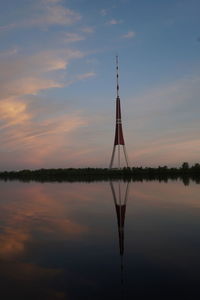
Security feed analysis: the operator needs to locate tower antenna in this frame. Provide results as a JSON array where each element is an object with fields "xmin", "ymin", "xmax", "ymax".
[
  {"xmin": 109, "ymin": 56, "xmax": 130, "ymax": 169},
  {"xmin": 116, "ymin": 55, "xmax": 119, "ymax": 98}
]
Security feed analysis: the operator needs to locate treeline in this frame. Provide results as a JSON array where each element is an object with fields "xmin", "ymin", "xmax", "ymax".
[{"xmin": 0, "ymin": 162, "xmax": 200, "ymax": 185}]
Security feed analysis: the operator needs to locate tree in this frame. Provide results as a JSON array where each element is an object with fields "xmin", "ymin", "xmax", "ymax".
[{"xmin": 181, "ymin": 162, "xmax": 189, "ymax": 169}]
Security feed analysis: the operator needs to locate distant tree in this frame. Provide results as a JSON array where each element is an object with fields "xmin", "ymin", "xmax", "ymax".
[
  {"xmin": 193, "ymin": 163, "xmax": 200, "ymax": 169},
  {"xmin": 181, "ymin": 162, "xmax": 189, "ymax": 169}
]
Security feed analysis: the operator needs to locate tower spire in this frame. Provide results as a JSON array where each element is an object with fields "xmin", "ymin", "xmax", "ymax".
[
  {"xmin": 116, "ymin": 55, "xmax": 119, "ymax": 98},
  {"xmin": 109, "ymin": 56, "xmax": 130, "ymax": 169}
]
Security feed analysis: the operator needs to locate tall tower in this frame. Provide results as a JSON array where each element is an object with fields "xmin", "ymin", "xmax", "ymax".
[{"xmin": 109, "ymin": 56, "xmax": 129, "ymax": 169}]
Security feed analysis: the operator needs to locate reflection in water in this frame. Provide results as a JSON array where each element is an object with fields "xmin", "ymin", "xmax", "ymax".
[
  {"xmin": 110, "ymin": 181, "xmax": 129, "ymax": 299},
  {"xmin": 0, "ymin": 183, "xmax": 89, "ymax": 299},
  {"xmin": 1, "ymin": 181, "xmax": 200, "ymax": 299},
  {"xmin": 110, "ymin": 181, "xmax": 129, "ymax": 257}
]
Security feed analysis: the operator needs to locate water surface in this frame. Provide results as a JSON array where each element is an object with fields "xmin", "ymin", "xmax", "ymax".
[{"xmin": 0, "ymin": 179, "xmax": 200, "ymax": 299}]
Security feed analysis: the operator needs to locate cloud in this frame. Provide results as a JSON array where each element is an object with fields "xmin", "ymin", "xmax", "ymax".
[
  {"xmin": 122, "ymin": 31, "xmax": 136, "ymax": 38},
  {"xmin": 0, "ymin": 24, "xmax": 16, "ymax": 32},
  {"xmin": 65, "ymin": 72, "xmax": 96, "ymax": 86},
  {"xmin": 0, "ymin": 49, "xmax": 84, "ymax": 101},
  {"xmin": 81, "ymin": 26, "xmax": 94, "ymax": 33},
  {"xmin": 0, "ymin": 0, "xmax": 81, "ymax": 31},
  {"xmin": 1, "ymin": 78, "xmax": 62, "ymax": 101},
  {"xmin": 0, "ymin": 102, "xmax": 90, "ymax": 168},
  {"xmin": 130, "ymin": 138, "xmax": 200, "ymax": 167},
  {"xmin": 126, "ymin": 75, "xmax": 200, "ymax": 166},
  {"xmin": 128, "ymin": 76, "xmax": 200, "ymax": 118},
  {"xmin": 100, "ymin": 9, "xmax": 107, "ymax": 16},
  {"xmin": 0, "ymin": 103, "xmax": 87, "ymax": 152},
  {"xmin": 76, "ymin": 72, "xmax": 96, "ymax": 80},
  {"xmin": 0, "ymin": 47, "xmax": 19, "ymax": 57},
  {"xmin": 64, "ymin": 32, "xmax": 85, "ymax": 43},
  {"xmin": 0, "ymin": 99, "xmax": 30, "ymax": 129},
  {"xmin": 42, "ymin": 0, "xmax": 63, "ymax": 3},
  {"xmin": 29, "ymin": 1, "xmax": 81, "ymax": 27},
  {"xmin": 0, "ymin": 46, "xmax": 96, "ymax": 167},
  {"xmin": 0, "ymin": 1, "xmax": 98, "ymax": 170},
  {"xmin": 107, "ymin": 19, "xmax": 123, "ymax": 25},
  {"xmin": 0, "ymin": 50, "xmax": 68, "ymax": 79}
]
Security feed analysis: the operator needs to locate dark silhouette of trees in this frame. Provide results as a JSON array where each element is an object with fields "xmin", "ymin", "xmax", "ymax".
[
  {"xmin": 0, "ymin": 162, "xmax": 199, "ymax": 184},
  {"xmin": 182, "ymin": 162, "xmax": 189, "ymax": 170}
]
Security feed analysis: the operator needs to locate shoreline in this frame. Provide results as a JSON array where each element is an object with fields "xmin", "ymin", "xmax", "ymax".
[{"xmin": 0, "ymin": 164, "xmax": 199, "ymax": 184}]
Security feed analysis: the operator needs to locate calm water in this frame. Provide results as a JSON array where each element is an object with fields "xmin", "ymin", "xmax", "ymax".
[{"xmin": 0, "ymin": 179, "xmax": 200, "ymax": 299}]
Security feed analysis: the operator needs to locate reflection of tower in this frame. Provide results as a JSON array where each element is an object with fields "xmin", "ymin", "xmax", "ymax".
[
  {"xmin": 109, "ymin": 56, "xmax": 129, "ymax": 169},
  {"xmin": 110, "ymin": 181, "xmax": 129, "ymax": 287}
]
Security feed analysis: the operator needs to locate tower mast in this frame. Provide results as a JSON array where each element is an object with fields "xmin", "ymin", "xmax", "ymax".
[
  {"xmin": 109, "ymin": 56, "xmax": 130, "ymax": 169},
  {"xmin": 116, "ymin": 55, "xmax": 119, "ymax": 98}
]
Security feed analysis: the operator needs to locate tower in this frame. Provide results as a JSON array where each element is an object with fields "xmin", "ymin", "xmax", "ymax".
[{"xmin": 109, "ymin": 56, "xmax": 129, "ymax": 169}]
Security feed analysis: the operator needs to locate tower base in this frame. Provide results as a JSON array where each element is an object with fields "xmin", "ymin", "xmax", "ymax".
[{"xmin": 109, "ymin": 144, "xmax": 129, "ymax": 169}]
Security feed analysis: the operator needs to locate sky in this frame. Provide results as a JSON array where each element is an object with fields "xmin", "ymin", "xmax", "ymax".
[{"xmin": 0, "ymin": 0, "xmax": 200, "ymax": 170}]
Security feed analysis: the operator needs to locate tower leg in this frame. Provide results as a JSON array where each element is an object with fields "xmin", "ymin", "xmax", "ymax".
[
  {"xmin": 118, "ymin": 144, "xmax": 120, "ymax": 169},
  {"xmin": 123, "ymin": 145, "xmax": 130, "ymax": 168},
  {"xmin": 109, "ymin": 145, "xmax": 116, "ymax": 169}
]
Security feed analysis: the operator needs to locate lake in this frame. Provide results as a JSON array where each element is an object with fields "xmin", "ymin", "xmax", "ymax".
[{"xmin": 0, "ymin": 179, "xmax": 200, "ymax": 299}]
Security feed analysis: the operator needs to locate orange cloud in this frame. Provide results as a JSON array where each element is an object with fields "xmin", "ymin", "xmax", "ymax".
[
  {"xmin": 0, "ymin": 46, "xmax": 89, "ymax": 164},
  {"xmin": 0, "ymin": 109, "xmax": 88, "ymax": 167},
  {"xmin": 0, "ymin": 48, "xmax": 86, "ymax": 103},
  {"xmin": 0, "ymin": 98, "xmax": 30, "ymax": 127},
  {"xmin": 0, "ymin": 40, "xmax": 95, "ymax": 168}
]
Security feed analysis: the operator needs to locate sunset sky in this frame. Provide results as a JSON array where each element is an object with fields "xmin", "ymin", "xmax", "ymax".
[{"xmin": 0, "ymin": 0, "xmax": 200, "ymax": 170}]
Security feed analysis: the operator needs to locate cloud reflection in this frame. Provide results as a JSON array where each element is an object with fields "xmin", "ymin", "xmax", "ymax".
[{"xmin": 0, "ymin": 184, "xmax": 88, "ymax": 259}]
